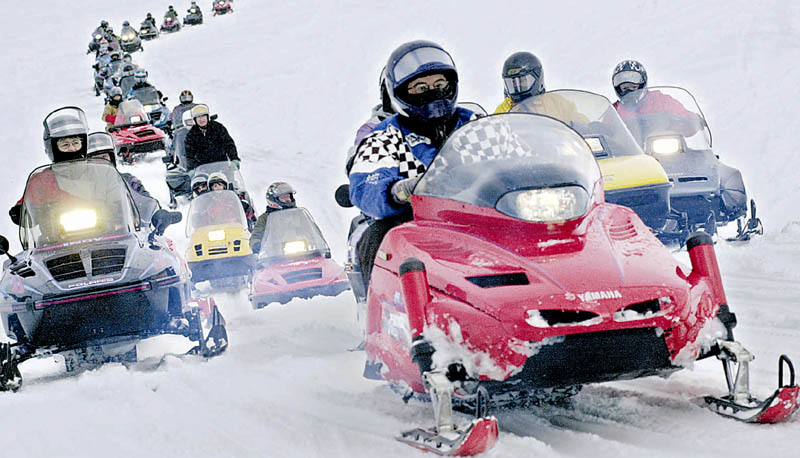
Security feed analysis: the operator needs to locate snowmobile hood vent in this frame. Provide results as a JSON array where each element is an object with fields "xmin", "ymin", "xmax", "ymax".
[
  {"xmin": 46, "ymin": 253, "xmax": 86, "ymax": 282},
  {"xmin": 613, "ymin": 298, "xmax": 665, "ymax": 322},
  {"xmin": 466, "ymin": 272, "xmax": 529, "ymax": 288},
  {"xmin": 526, "ymin": 309, "xmax": 601, "ymax": 328},
  {"xmin": 91, "ymin": 248, "xmax": 127, "ymax": 276},
  {"xmin": 608, "ymin": 220, "xmax": 637, "ymax": 241}
]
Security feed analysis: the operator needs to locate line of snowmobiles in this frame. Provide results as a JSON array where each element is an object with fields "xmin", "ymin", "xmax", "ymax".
[{"xmin": 337, "ymin": 112, "xmax": 797, "ymax": 456}]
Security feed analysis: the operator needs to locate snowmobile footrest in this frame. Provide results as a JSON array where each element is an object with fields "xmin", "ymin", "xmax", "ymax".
[{"xmin": 397, "ymin": 417, "xmax": 498, "ymax": 456}]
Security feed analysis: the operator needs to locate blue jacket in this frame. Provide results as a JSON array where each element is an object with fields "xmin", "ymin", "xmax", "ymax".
[{"xmin": 349, "ymin": 108, "xmax": 474, "ymax": 219}]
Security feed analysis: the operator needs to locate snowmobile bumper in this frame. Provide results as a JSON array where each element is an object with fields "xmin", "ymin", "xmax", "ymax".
[
  {"xmin": 605, "ymin": 182, "xmax": 671, "ymax": 231},
  {"xmin": 250, "ymin": 282, "xmax": 350, "ymax": 309},
  {"xmin": 188, "ymin": 256, "xmax": 255, "ymax": 283}
]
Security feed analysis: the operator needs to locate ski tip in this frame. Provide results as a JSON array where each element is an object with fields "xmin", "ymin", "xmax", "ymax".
[
  {"xmin": 755, "ymin": 386, "xmax": 799, "ymax": 424},
  {"xmin": 452, "ymin": 417, "xmax": 499, "ymax": 456}
]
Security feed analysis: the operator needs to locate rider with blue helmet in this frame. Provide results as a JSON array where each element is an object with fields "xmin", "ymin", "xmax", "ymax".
[{"xmin": 348, "ymin": 40, "xmax": 475, "ymax": 286}]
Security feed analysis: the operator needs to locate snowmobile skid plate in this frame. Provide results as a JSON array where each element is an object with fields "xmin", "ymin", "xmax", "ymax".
[
  {"xmin": 398, "ymin": 417, "xmax": 499, "ymax": 456},
  {"xmin": 704, "ymin": 344, "xmax": 798, "ymax": 423}
]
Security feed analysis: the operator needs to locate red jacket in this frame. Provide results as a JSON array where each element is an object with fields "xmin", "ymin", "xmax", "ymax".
[{"xmin": 614, "ymin": 90, "xmax": 697, "ymax": 120}]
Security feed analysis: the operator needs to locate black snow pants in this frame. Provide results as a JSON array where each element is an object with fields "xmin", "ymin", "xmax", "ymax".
[{"xmin": 356, "ymin": 211, "xmax": 413, "ymax": 289}]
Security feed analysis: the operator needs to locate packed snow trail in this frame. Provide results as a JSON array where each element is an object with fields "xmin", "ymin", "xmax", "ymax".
[{"xmin": 1, "ymin": 1, "xmax": 799, "ymax": 457}]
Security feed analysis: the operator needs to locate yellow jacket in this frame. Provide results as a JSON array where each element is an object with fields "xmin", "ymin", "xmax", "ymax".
[
  {"xmin": 494, "ymin": 94, "xmax": 589, "ymax": 125},
  {"xmin": 103, "ymin": 104, "xmax": 119, "ymax": 132}
]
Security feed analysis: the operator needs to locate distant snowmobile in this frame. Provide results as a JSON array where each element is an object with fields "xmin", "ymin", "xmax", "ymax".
[
  {"xmin": 213, "ymin": 0, "xmax": 233, "ymax": 16},
  {"xmin": 619, "ymin": 86, "xmax": 763, "ymax": 242}
]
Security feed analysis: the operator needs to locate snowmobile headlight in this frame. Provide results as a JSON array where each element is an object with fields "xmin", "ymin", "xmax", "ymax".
[
  {"xmin": 496, "ymin": 187, "xmax": 589, "ymax": 223},
  {"xmin": 584, "ymin": 137, "xmax": 604, "ymax": 154},
  {"xmin": 208, "ymin": 230, "xmax": 226, "ymax": 241},
  {"xmin": 60, "ymin": 209, "xmax": 97, "ymax": 232},
  {"xmin": 144, "ymin": 104, "xmax": 159, "ymax": 112},
  {"xmin": 191, "ymin": 8, "xmax": 197, "ymax": 13},
  {"xmin": 650, "ymin": 137, "xmax": 682, "ymax": 155},
  {"xmin": 141, "ymin": 28, "xmax": 149, "ymax": 32},
  {"xmin": 283, "ymin": 240, "xmax": 307, "ymax": 255},
  {"xmin": 94, "ymin": 34, "xmax": 102, "ymax": 40},
  {"xmin": 130, "ymin": 115, "xmax": 143, "ymax": 123}
]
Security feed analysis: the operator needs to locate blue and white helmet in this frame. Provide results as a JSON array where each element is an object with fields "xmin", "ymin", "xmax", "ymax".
[
  {"xmin": 385, "ymin": 40, "xmax": 458, "ymax": 121},
  {"xmin": 612, "ymin": 59, "xmax": 648, "ymax": 99}
]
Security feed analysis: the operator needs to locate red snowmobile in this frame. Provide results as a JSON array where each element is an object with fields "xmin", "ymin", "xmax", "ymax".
[
  {"xmin": 360, "ymin": 113, "xmax": 798, "ymax": 455},
  {"xmin": 249, "ymin": 207, "xmax": 349, "ymax": 309},
  {"xmin": 213, "ymin": 0, "xmax": 233, "ymax": 16},
  {"xmin": 108, "ymin": 100, "xmax": 167, "ymax": 163}
]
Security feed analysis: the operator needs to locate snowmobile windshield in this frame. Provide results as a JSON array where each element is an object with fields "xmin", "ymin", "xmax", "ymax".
[
  {"xmin": 20, "ymin": 160, "xmax": 137, "ymax": 249},
  {"xmin": 119, "ymin": 75, "xmax": 136, "ymax": 95},
  {"xmin": 617, "ymin": 86, "xmax": 711, "ymax": 152},
  {"xmin": 133, "ymin": 87, "xmax": 161, "ymax": 113},
  {"xmin": 256, "ymin": 208, "xmax": 330, "ymax": 264},
  {"xmin": 115, "ymin": 100, "xmax": 149, "ymax": 127},
  {"xmin": 511, "ymin": 90, "xmax": 645, "ymax": 159},
  {"xmin": 185, "ymin": 190, "xmax": 248, "ymax": 236},
  {"xmin": 120, "ymin": 26, "xmax": 137, "ymax": 41},
  {"xmin": 194, "ymin": 161, "xmax": 246, "ymax": 192},
  {"xmin": 414, "ymin": 113, "xmax": 602, "ymax": 223}
]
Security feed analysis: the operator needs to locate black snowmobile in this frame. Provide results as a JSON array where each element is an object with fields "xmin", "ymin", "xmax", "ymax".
[
  {"xmin": 620, "ymin": 86, "xmax": 762, "ymax": 242},
  {"xmin": 0, "ymin": 160, "xmax": 228, "ymax": 392},
  {"xmin": 119, "ymin": 23, "xmax": 142, "ymax": 53},
  {"xmin": 139, "ymin": 20, "xmax": 159, "ymax": 40},
  {"xmin": 184, "ymin": 5, "xmax": 204, "ymax": 25}
]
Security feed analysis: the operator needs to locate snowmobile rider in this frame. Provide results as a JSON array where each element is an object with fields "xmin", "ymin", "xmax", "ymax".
[
  {"xmin": 103, "ymin": 87, "xmax": 124, "ymax": 131},
  {"xmin": 250, "ymin": 182, "xmax": 297, "ymax": 254},
  {"xmin": 9, "ymin": 107, "xmax": 89, "ymax": 225},
  {"xmin": 493, "ymin": 51, "xmax": 584, "ymax": 123},
  {"xmin": 348, "ymin": 40, "xmax": 475, "ymax": 286},
  {"xmin": 86, "ymin": 132, "xmax": 150, "ymax": 198},
  {"xmin": 611, "ymin": 59, "xmax": 702, "ymax": 137},
  {"xmin": 165, "ymin": 6, "xmax": 179, "ymax": 20},
  {"xmin": 206, "ymin": 172, "xmax": 256, "ymax": 229},
  {"xmin": 143, "ymin": 13, "xmax": 157, "ymax": 29},
  {"xmin": 191, "ymin": 172, "xmax": 210, "ymax": 197},
  {"xmin": 188, "ymin": 2, "xmax": 202, "ymax": 15},
  {"xmin": 128, "ymin": 70, "xmax": 163, "ymax": 99},
  {"xmin": 494, "ymin": 51, "xmax": 546, "ymax": 113},
  {"xmin": 169, "ymin": 90, "xmax": 198, "ymax": 128},
  {"xmin": 184, "ymin": 104, "xmax": 240, "ymax": 171}
]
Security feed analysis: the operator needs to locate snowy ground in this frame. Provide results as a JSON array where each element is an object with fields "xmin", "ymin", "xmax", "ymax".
[{"xmin": 0, "ymin": 1, "xmax": 799, "ymax": 457}]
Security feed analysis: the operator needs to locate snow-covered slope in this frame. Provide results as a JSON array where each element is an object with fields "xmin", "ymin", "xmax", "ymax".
[{"xmin": 0, "ymin": 1, "xmax": 798, "ymax": 457}]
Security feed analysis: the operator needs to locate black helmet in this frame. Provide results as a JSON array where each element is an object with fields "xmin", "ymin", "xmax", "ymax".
[
  {"xmin": 146, "ymin": 12, "xmax": 153, "ymax": 19},
  {"xmin": 110, "ymin": 51, "xmax": 121, "ymax": 61},
  {"xmin": 101, "ymin": 20, "xmax": 109, "ymax": 28},
  {"xmin": 168, "ymin": 5, "xmax": 175, "ymax": 10},
  {"xmin": 122, "ymin": 20, "xmax": 130, "ymax": 27},
  {"xmin": 612, "ymin": 59, "xmax": 648, "ymax": 100},
  {"xmin": 265, "ymin": 182, "xmax": 297, "ymax": 209},
  {"xmin": 180, "ymin": 89, "xmax": 194, "ymax": 104},
  {"xmin": 43, "ymin": 107, "xmax": 89, "ymax": 162},
  {"xmin": 502, "ymin": 52, "xmax": 545, "ymax": 103},
  {"xmin": 86, "ymin": 132, "xmax": 117, "ymax": 167}
]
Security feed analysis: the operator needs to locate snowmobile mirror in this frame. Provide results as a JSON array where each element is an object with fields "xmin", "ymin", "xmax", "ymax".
[
  {"xmin": 161, "ymin": 155, "xmax": 173, "ymax": 164},
  {"xmin": 151, "ymin": 209, "xmax": 183, "ymax": 236},
  {"xmin": 210, "ymin": 114, "xmax": 218, "ymax": 121},
  {"xmin": 0, "ymin": 235, "xmax": 16, "ymax": 264},
  {"xmin": 335, "ymin": 184, "xmax": 352, "ymax": 208},
  {"xmin": 162, "ymin": 96, "xmax": 169, "ymax": 102}
]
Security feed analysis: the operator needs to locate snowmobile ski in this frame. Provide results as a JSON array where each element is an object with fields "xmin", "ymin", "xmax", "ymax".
[
  {"xmin": 396, "ymin": 371, "xmax": 498, "ymax": 456},
  {"xmin": 0, "ymin": 342, "xmax": 22, "ymax": 392},
  {"xmin": 704, "ymin": 344, "xmax": 798, "ymax": 423}
]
